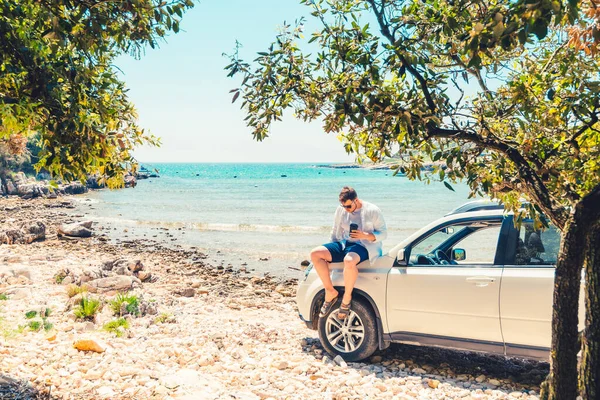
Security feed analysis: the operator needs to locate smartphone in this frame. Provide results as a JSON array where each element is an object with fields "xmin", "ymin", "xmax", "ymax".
[{"xmin": 349, "ymin": 223, "xmax": 358, "ymax": 233}]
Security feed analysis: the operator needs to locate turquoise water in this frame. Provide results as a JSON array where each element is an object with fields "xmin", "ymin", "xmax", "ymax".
[{"xmin": 76, "ymin": 163, "xmax": 476, "ymax": 275}]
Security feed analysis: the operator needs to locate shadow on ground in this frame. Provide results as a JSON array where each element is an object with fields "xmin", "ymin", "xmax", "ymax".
[
  {"xmin": 302, "ymin": 337, "xmax": 549, "ymax": 388},
  {"xmin": 0, "ymin": 375, "xmax": 56, "ymax": 400},
  {"xmin": 383, "ymin": 343, "xmax": 549, "ymax": 386}
]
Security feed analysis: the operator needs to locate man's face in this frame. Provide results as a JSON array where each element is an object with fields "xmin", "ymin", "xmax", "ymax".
[{"xmin": 341, "ymin": 199, "xmax": 357, "ymax": 213}]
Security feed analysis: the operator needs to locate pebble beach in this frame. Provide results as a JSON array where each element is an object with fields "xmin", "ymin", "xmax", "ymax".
[{"xmin": 1, "ymin": 196, "xmax": 549, "ymax": 400}]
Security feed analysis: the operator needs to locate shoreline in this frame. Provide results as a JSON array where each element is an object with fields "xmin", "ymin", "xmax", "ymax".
[{"xmin": 1, "ymin": 196, "xmax": 548, "ymax": 399}]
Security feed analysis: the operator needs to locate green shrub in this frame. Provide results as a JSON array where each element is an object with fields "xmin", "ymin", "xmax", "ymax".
[
  {"xmin": 24, "ymin": 308, "xmax": 53, "ymax": 332},
  {"xmin": 66, "ymin": 284, "xmax": 88, "ymax": 298},
  {"xmin": 74, "ymin": 297, "xmax": 102, "ymax": 321},
  {"xmin": 154, "ymin": 312, "xmax": 175, "ymax": 324},
  {"xmin": 43, "ymin": 320, "xmax": 53, "ymax": 332},
  {"xmin": 108, "ymin": 292, "xmax": 140, "ymax": 317},
  {"xmin": 28, "ymin": 321, "xmax": 41, "ymax": 331},
  {"xmin": 0, "ymin": 294, "xmax": 8, "ymax": 301},
  {"xmin": 102, "ymin": 318, "xmax": 130, "ymax": 337}
]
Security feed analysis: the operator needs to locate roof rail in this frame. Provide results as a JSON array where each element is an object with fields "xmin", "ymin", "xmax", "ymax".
[{"xmin": 444, "ymin": 200, "xmax": 505, "ymax": 216}]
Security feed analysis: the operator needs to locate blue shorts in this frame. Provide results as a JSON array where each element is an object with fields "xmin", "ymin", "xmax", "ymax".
[{"xmin": 323, "ymin": 241, "xmax": 369, "ymax": 263}]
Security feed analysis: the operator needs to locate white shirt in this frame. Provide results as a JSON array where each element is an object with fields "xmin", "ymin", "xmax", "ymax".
[{"xmin": 329, "ymin": 200, "xmax": 387, "ymax": 262}]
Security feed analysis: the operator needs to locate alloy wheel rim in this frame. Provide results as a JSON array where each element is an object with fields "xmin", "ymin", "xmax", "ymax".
[{"xmin": 325, "ymin": 308, "xmax": 365, "ymax": 353}]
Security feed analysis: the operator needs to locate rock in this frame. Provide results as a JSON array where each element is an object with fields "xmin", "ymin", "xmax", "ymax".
[
  {"xmin": 370, "ymin": 356, "xmax": 383, "ymax": 363},
  {"xmin": 96, "ymin": 386, "xmax": 115, "ymax": 398},
  {"xmin": 112, "ymin": 265, "xmax": 131, "ymax": 276},
  {"xmin": 488, "ymin": 378, "xmax": 501, "ymax": 386},
  {"xmin": 45, "ymin": 331, "xmax": 57, "ymax": 342},
  {"xmin": 510, "ymin": 392, "xmax": 524, "ymax": 398},
  {"xmin": 128, "ymin": 260, "xmax": 144, "ymax": 273},
  {"xmin": 137, "ymin": 270, "xmax": 152, "ymax": 282},
  {"xmin": 412, "ymin": 368, "xmax": 426, "ymax": 375},
  {"xmin": 274, "ymin": 361, "xmax": 288, "ymax": 370},
  {"xmin": 88, "ymin": 276, "xmax": 134, "ymax": 292},
  {"xmin": 62, "ymin": 182, "xmax": 87, "ymax": 195},
  {"xmin": 20, "ymin": 221, "xmax": 46, "ymax": 243},
  {"xmin": 177, "ymin": 288, "xmax": 195, "ymax": 297},
  {"xmin": 58, "ymin": 221, "xmax": 94, "ymax": 238},
  {"xmin": 275, "ymin": 284, "xmax": 294, "ymax": 297},
  {"xmin": 73, "ymin": 339, "xmax": 106, "ymax": 353},
  {"xmin": 333, "ymin": 355, "xmax": 347, "ymax": 368},
  {"xmin": 0, "ymin": 221, "xmax": 45, "ymax": 244},
  {"xmin": 11, "ymin": 268, "xmax": 31, "ymax": 280},
  {"xmin": 7, "ymin": 288, "xmax": 31, "ymax": 300},
  {"xmin": 428, "ymin": 379, "xmax": 440, "ymax": 389},
  {"xmin": 84, "ymin": 370, "xmax": 103, "ymax": 380},
  {"xmin": 476, "ymin": 374, "xmax": 486, "ymax": 383}
]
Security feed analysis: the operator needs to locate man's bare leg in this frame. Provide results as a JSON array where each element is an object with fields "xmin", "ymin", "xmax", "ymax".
[
  {"xmin": 342, "ymin": 252, "xmax": 360, "ymax": 304},
  {"xmin": 310, "ymin": 246, "xmax": 338, "ymax": 301}
]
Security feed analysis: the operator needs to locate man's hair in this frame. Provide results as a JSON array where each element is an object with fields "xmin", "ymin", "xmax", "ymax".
[{"xmin": 339, "ymin": 186, "xmax": 358, "ymax": 202}]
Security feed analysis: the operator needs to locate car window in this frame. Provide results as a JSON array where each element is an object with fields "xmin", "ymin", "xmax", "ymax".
[
  {"xmin": 515, "ymin": 221, "xmax": 561, "ymax": 265},
  {"xmin": 409, "ymin": 222, "xmax": 501, "ymax": 265},
  {"xmin": 453, "ymin": 226, "xmax": 502, "ymax": 264}
]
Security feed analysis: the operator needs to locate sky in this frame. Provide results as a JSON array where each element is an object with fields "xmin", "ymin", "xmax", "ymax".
[{"xmin": 115, "ymin": 0, "xmax": 355, "ymax": 164}]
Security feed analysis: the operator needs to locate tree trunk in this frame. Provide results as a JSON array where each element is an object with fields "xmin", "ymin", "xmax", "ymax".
[
  {"xmin": 579, "ymin": 222, "xmax": 600, "ymax": 399},
  {"xmin": 540, "ymin": 215, "xmax": 586, "ymax": 400}
]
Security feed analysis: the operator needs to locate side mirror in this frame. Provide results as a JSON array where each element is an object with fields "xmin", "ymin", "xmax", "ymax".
[
  {"xmin": 452, "ymin": 248, "xmax": 466, "ymax": 261},
  {"xmin": 396, "ymin": 248, "xmax": 408, "ymax": 266}
]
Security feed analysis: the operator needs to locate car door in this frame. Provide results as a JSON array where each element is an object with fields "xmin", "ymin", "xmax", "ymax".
[
  {"xmin": 386, "ymin": 216, "xmax": 508, "ymax": 352},
  {"xmin": 500, "ymin": 220, "xmax": 562, "ymax": 358}
]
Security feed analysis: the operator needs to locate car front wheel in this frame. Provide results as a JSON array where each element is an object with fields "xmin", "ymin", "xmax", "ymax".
[{"xmin": 317, "ymin": 297, "xmax": 379, "ymax": 362}]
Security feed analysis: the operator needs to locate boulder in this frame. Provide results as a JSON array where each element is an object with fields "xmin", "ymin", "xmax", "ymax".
[
  {"xmin": 73, "ymin": 339, "xmax": 106, "ymax": 353},
  {"xmin": 58, "ymin": 221, "xmax": 93, "ymax": 238},
  {"xmin": 0, "ymin": 221, "xmax": 45, "ymax": 244},
  {"xmin": 5, "ymin": 180, "xmax": 17, "ymax": 195},
  {"xmin": 86, "ymin": 175, "xmax": 105, "ymax": 189},
  {"xmin": 88, "ymin": 276, "xmax": 134, "ymax": 292},
  {"xmin": 62, "ymin": 182, "xmax": 87, "ymax": 195},
  {"xmin": 20, "ymin": 221, "xmax": 46, "ymax": 243}
]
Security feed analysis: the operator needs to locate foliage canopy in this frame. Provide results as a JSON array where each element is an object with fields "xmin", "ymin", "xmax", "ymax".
[
  {"xmin": 227, "ymin": 0, "xmax": 600, "ymax": 229},
  {"xmin": 0, "ymin": 0, "xmax": 194, "ymax": 186}
]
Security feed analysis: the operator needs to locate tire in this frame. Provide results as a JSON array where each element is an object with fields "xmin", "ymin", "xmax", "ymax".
[{"xmin": 317, "ymin": 297, "xmax": 379, "ymax": 362}]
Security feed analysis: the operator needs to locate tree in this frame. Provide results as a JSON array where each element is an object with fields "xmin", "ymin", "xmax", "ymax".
[
  {"xmin": 0, "ymin": 0, "xmax": 194, "ymax": 186},
  {"xmin": 226, "ymin": 0, "xmax": 600, "ymax": 398}
]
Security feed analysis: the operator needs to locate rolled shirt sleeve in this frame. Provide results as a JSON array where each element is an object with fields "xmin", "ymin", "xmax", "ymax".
[
  {"xmin": 371, "ymin": 207, "xmax": 387, "ymax": 243},
  {"xmin": 329, "ymin": 206, "xmax": 342, "ymax": 243}
]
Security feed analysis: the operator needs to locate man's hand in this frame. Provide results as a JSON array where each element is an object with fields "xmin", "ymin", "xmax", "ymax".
[{"xmin": 350, "ymin": 230, "xmax": 375, "ymax": 241}]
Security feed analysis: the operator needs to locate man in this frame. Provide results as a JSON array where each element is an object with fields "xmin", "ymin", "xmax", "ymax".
[{"xmin": 310, "ymin": 186, "xmax": 387, "ymax": 320}]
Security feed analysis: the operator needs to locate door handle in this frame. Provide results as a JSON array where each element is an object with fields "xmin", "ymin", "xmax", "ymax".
[{"xmin": 466, "ymin": 277, "xmax": 495, "ymax": 287}]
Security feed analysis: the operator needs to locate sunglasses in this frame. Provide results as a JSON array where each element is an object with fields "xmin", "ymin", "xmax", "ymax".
[{"xmin": 341, "ymin": 200, "xmax": 355, "ymax": 209}]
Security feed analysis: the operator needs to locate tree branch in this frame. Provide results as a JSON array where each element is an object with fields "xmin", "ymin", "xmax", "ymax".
[
  {"xmin": 367, "ymin": 0, "xmax": 437, "ymax": 113},
  {"xmin": 426, "ymin": 125, "xmax": 570, "ymax": 229}
]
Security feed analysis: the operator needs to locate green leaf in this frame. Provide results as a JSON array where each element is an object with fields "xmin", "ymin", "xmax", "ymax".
[
  {"xmin": 443, "ymin": 181, "xmax": 455, "ymax": 192},
  {"xmin": 532, "ymin": 20, "xmax": 548, "ymax": 40}
]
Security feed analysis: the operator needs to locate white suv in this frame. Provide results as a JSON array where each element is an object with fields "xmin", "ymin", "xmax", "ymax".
[{"xmin": 296, "ymin": 201, "xmax": 584, "ymax": 361}]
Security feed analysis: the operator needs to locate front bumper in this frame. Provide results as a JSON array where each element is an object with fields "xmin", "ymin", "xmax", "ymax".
[{"xmin": 298, "ymin": 312, "xmax": 313, "ymax": 329}]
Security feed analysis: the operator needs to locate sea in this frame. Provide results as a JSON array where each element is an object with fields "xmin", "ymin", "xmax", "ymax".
[{"xmin": 73, "ymin": 163, "xmax": 477, "ymax": 277}]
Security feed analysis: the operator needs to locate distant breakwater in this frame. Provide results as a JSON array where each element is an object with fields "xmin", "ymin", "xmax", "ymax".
[{"xmin": 316, "ymin": 162, "xmax": 445, "ymax": 172}]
